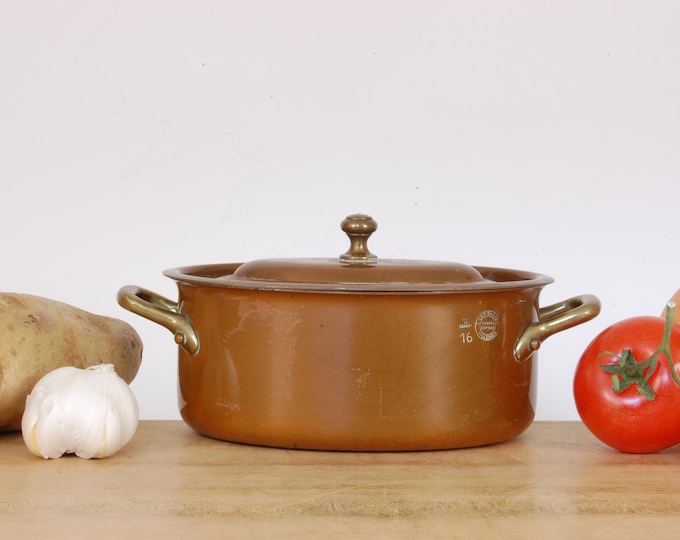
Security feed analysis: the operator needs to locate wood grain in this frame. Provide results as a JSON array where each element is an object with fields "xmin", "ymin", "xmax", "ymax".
[{"xmin": 2, "ymin": 421, "xmax": 680, "ymax": 538}]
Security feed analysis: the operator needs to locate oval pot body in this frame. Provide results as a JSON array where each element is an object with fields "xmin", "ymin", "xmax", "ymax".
[{"xmin": 175, "ymin": 282, "xmax": 541, "ymax": 451}]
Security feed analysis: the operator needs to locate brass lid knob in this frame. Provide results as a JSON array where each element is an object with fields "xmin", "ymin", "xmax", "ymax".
[{"xmin": 339, "ymin": 214, "xmax": 378, "ymax": 265}]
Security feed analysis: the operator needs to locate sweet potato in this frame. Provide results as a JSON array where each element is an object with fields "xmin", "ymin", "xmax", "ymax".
[{"xmin": 0, "ymin": 293, "xmax": 143, "ymax": 431}]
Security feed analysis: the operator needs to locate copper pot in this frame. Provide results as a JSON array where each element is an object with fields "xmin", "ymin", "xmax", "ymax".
[{"xmin": 118, "ymin": 214, "xmax": 600, "ymax": 450}]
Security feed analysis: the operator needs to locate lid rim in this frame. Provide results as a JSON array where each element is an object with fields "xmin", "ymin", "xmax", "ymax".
[{"xmin": 163, "ymin": 263, "xmax": 554, "ymax": 293}]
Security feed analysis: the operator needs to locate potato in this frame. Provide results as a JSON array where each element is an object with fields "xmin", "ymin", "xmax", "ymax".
[{"xmin": 0, "ymin": 293, "xmax": 143, "ymax": 431}]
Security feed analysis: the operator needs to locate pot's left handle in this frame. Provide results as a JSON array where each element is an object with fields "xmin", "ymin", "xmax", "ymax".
[
  {"xmin": 117, "ymin": 285, "xmax": 200, "ymax": 356},
  {"xmin": 514, "ymin": 294, "xmax": 600, "ymax": 363}
]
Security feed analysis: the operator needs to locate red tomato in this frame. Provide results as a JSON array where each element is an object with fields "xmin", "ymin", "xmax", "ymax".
[{"xmin": 573, "ymin": 309, "xmax": 680, "ymax": 453}]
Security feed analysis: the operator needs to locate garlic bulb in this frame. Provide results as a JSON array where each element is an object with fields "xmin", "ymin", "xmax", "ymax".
[{"xmin": 21, "ymin": 364, "xmax": 139, "ymax": 459}]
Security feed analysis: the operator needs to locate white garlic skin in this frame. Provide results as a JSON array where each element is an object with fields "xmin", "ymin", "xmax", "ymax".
[{"xmin": 21, "ymin": 363, "xmax": 139, "ymax": 459}]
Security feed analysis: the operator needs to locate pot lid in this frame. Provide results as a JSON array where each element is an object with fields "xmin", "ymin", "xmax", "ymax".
[{"xmin": 164, "ymin": 214, "xmax": 554, "ymax": 293}]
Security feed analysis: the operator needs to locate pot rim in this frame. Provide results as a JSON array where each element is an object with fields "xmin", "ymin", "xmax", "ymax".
[{"xmin": 163, "ymin": 262, "xmax": 555, "ymax": 293}]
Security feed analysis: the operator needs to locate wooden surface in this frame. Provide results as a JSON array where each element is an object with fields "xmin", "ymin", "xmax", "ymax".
[{"xmin": 2, "ymin": 421, "xmax": 680, "ymax": 539}]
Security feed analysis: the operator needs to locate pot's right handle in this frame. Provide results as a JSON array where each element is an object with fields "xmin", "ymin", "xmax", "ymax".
[
  {"xmin": 514, "ymin": 294, "xmax": 600, "ymax": 363},
  {"xmin": 117, "ymin": 285, "xmax": 199, "ymax": 355}
]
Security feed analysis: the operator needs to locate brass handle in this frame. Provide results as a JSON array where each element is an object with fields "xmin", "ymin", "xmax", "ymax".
[
  {"xmin": 514, "ymin": 294, "xmax": 601, "ymax": 362},
  {"xmin": 339, "ymin": 214, "xmax": 378, "ymax": 265},
  {"xmin": 117, "ymin": 285, "xmax": 200, "ymax": 356}
]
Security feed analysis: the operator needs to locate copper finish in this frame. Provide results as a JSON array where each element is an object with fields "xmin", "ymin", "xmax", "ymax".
[{"xmin": 118, "ymin": 214, "xmax": 601, "ymax": 450}]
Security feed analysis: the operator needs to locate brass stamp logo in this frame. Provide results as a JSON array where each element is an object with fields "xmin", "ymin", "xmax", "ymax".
[{"xmin": 475, "ymin": 310, "xmax": 499, "ymax": 341}]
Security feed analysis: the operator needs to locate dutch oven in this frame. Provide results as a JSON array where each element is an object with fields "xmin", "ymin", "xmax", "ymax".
[{"xmin": 117, "ymin": 214, "xmax": 600, "ymax": 451}]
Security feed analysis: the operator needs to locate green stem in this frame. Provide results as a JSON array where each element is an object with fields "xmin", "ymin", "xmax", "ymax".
[
  {"xmin": 656, "ymin": 301, "xmax": 680, "ymax": 387},
  {"xmin": 599, "ymin": 301, "xmax": 679, "ymax": 401}
]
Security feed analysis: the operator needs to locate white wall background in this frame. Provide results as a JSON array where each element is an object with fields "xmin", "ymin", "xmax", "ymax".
[{"xmin": 2, "ymin": 1, "xmax": 679, "ymax": 422}]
